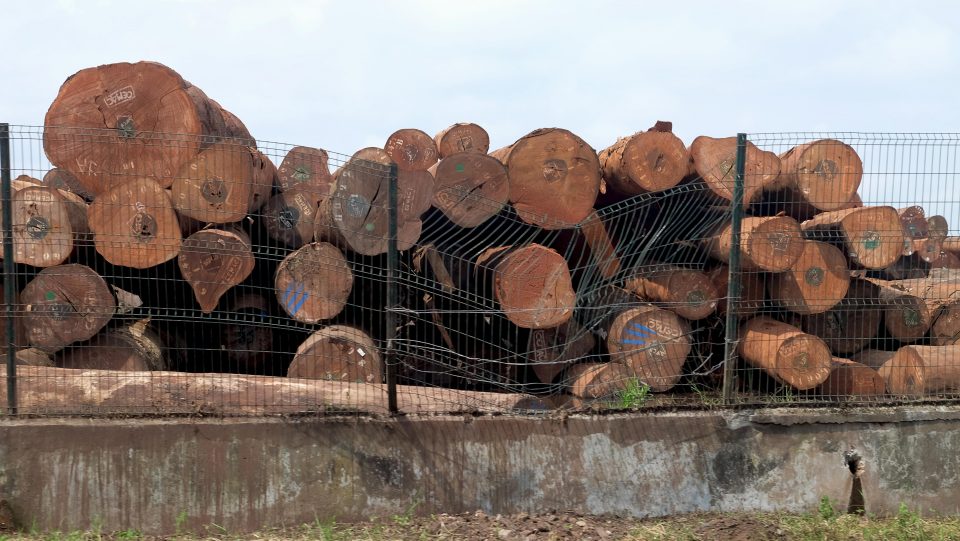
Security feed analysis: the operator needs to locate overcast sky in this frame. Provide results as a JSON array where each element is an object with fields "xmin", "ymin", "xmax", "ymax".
[{"xmin": 5, "ymin": 0, "xmax": 960, "ymax": 216}]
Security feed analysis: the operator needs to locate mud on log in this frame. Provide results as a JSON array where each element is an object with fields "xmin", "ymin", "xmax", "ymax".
[
  {"xmin": 434, "ymin": 123, "xmax": 491, "ymax": 158},
  {"xmin": 624, "ymin": 265, "xmax": 719, "ymax": 321},
  {"xmin": 172, "ymin": 143, "xmax": 274, "ymax": 224},
  {"xmin": 707, "ymin": 216, "xmax": 805, "ymax": 272},
  {"xmin": 689, "ymin": 136, "xmax": 780, "ymax": 207},
  {"xmin": 178, "ymin": 226, "xmax": 255, "ymax": 313},
  {"xmin": 20, "ymin": 264, "xmax": 116, "ymax": 352},
  {"xmin": 853, "ymin": 348, "xmax": 925, "ymax": 396},
  {"xmin": 768, "ymin": 240, "xmax": 850, "ymax": 315},
  {"xmin": 476, "ymin": 244, "xmax": 575, "ymax": 329},
  {"xmin": 598, "ymin": 122, "xmax": 690, "ymax": 196},
  {"xmin": 288, "ymin": 325, "xmax": 382, "ymax": 383},
  {"xmin": 801, "ymin": 206, "xmax": 904, "ymax": 269},
  {"xmin": 275, "ymin": 242, "xmax": 353, "ymax": 324},
  {"xmin": 430, "ymin": 152, "xmax": 509, "ymax": 228},
  {"xmin": 738, "ymin": 317, "xmax": 833, "ymax": 390}
]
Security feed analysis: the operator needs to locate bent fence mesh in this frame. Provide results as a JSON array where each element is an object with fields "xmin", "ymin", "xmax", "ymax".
[{"xmin": 1, "ymin": 125, "xmax": 959, "ymax": 416}]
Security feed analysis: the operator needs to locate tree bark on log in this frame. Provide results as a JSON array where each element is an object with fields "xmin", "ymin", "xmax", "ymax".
[
  {"xmin": 476, "ymin": 244, "xmax": 575, "ymax": 329},
  {"xmin": 689, "ymin": 136, "xmax": 781, "ymax": 207},
  {"xmin": 605, "ymin": 303, "xmax": 692, "ymax": 392},
  {"xmin": 57, "ymin": 319, "xmax": 168, "ymax": 371},
  {"xmin": 178, "ymin": 226, "xmax": 255, "ymax": 313},
  {"xmin": 261, "ymin": 184, "xmax": 326, "ymax": 248},
  {"xmin": 527, "ymin": 318, "xmax": 596, "ymax": 385},
  {"xmin": 707, "ymin": 216, "xmax": 805, "ymax": 272},
  {"xmin": 430, "ymin": 152, "xmax": 509, "ymax": 227},
  {"xmin": 287, "ymin": 325, "xmax": 382, "ymax": 383},
  {"xmin": 800, "ymin": 206, "xmax": 904, "ymax": 269},
  {"xmin": 42, "ymin": 168, "xmax": 94, "ymax": 201},
  {"xmin": 624, "ymin": 265, "xmax": 719, "ymax": 320},
  {"xmin": 738, "ymin": 317, "xmax": 833, "ymax": 390},
  {"xmin": 275, "ymin": 242, "xmax": 353, "ymax": 324},
  {"xmin": 172, "ymin": 143, "xmax": 274, "ymax": 224},
  {"xmin": 801, "ymin": 279, "xmax": 881, "ymax": 355},
  {"xmin": 773, "ymin": 139, "xmax": 863, "ymax": 212},
  {"xmin": 276, "ymin": 145, "xmax": 333, "ymax": 193},
  {"xmin": 384, "ymin": 129, "xmax": 439, "ymax": 171},
  {"xmin": 566, "ymin": 362, "xmax": 631, "ymax": 400},
  {"xmin": 491, "ymin": 128, "xmax": 601, "ymax": 229},
  {"xmin": 898, "ymin": 345, "xmax": 960, "ymax": 393},
  {"xmin": 20, "ymin": 264, "xmax": 116, "ymax": 352},
  {"xmin": 43, "ymin": 61, "xmax": 238, "ymax": 194},
  {"xmin": 768, "ymin": 240, "xmax": 850, "ymax": 315},
  {"xmin": 7, "ymin": 185, "xmax": 88, "ymax": 267},
  {"xmin": 88, "ymin": 177, "xmax": 182, "ymax": 268},
  {"xmin": 598, "ymin": 122, "xmax": 690, "ymax": 196},
  {"xmin": 708, "ymin": 264, "xmax": 765, "ymax": 317},
  {"xmin": 852, "ymin": 348, "xmax": 925, "ymax": 396},
  {"xmin": 817, "ymin": 358, "xmax": 886, "ymax": 398},
  {"xmin": 434, "ymin": 123, "xmax": 491, "ymax": 158}
]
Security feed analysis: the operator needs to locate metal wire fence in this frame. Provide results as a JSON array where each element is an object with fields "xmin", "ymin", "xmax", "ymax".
[{"xmin": 2, "ymin": 124, "xmax": 959, "ymax": 416}]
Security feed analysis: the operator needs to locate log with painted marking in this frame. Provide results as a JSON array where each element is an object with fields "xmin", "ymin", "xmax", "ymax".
[
  {"xmin": 565, "ymin": 362, "xmax": 632, "ymax": 400},
  {"xmin": 689, "ymin": 135, "xmax": 780, "ymax": 207},
  {"xmin": 800, "ymin": 206, "xmax": 904, "ymax": 269},
  {"xmin": 853, "ymin": 348, "xmax": 925, "ymax": 396},
  {"xmin": 527, "ymin": 318, "xmax": 596, "ymax": 385},
  {"xmin": 3, "ymin": 184, "xmax": 89, "ymax": 267},
  {"xmin": 276, "ymin": 145, "xmax": 334, "ymax": 193},
  {"xmin": 707, "ymin": 216, "xmax": 805, "ymax": 272},
  {"xmin": 177, "ymin": 226, "xmax": 255, "ymax": 313},
  {"xmin": 261, "ymin": 184, "xmax": 326, "ymax": 248},
  {"xmin": 707, "ymin": 264, "xmax": 765, "ymax": 318},
  {"xmin": 287, "ymin": 325, "xmax": 382, "ymax": 383},
  {"xmin": 817, "ymin": 358, "xmax": 886, "ymax": 398},
  {"xmin": 897, "ymin": 344, "xmax": 960, "ymax": 394},
  {"xmin": 171, "ymin": 143, "xmax": 274, "ymax": 224},
  {"xmin": 603, "ymin": 302, "xmax": 692, "ymax": 393},
  {"xmin": 864, "ymin": 278, "xmax": 934, "ymax": 344},
  {"xmin": 772, "ymin": 139, "xmax": 863, "ymax": 212},
  {"xmin": 385, "ymin": 129, "xmax": 439, "ymax": 171},
  {"xmin": 434, "ymin": 123, "xmax": 490, "ymax": 158},
  {"xmin": 738, "ymin": 317, "xmax": 833, "ymax": 390},
  {"xmin": 801, "ymin": 279, "xmax": 881, "ymax": 355},
  {"xmin": 220, "ymin": 291, "xmax": 274, "ymax": 372},
  {"xmin": 768, "ymin": 240, "xmax": 850, "ymax": 315},
  {"xmin": 274, "ymin": 242, "xmax": 353, "ymax": 324},
  {"xmin": 624, "ymin": 265, "xmax": 719, "ymax": 320},
  {"xmin": 429, "ymin": 152, "xmax": 509, "ymax": 228},
  {"xmin": 598, "ymin": 121, "xmax": 690, "ymax": 196}
]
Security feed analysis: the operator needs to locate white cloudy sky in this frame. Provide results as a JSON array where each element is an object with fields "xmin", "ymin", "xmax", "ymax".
[{"xmin": 5, "ymin": 0, "xmax": 960, "ymax": 218}]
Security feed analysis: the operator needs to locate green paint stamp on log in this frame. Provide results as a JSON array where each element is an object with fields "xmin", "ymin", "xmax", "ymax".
[
  {"xmin": 455, "ymin": 163, "xmax": 465, "ymax": 173},
  {"xmin": 45, "ymin": 291, "xmax": 56, "ymax": 301}
]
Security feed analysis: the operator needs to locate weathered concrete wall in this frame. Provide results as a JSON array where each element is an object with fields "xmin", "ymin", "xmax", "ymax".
[{"xmin": 2, "ymin": 406, "xmax": 960, "ymax": 533}]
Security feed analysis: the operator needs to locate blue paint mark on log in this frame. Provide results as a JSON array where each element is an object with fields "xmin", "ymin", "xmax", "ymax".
[
  {"xmin": 622, "ymin": 338, "xmax": 647, "ymax": 346},
  {"xmin": 626, "ymin": 328, "xmax": 654, "ymax": 339},
  {"xmin": 631, "ymin": 323, "xmax": 657, "ymax": 336},
  {"xmin": 284, "ymin": 283, "xmax": 308, "ymax": 316}
]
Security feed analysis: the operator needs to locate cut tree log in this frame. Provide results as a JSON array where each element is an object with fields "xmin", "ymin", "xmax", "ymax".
[
  {"xmin": 941, "ymin": 236, "xmax": 960, "ymax": 255},
  {"xmin": 0, "ymin": 348, "xmax": 54, "ymax": 367},
  {"xmin": 768, "ymin": 240, "xmax": 850, "ymax": 315},
  {"xmin": 287, "ymin": 325, "xmax": 382, "ymax": 383},
  {"xmin": 276, "ymin": 145, "xmax": 334, "ymax": 193},
  {"xmin": 852, "ymin": 348, "xmax": 925, "ymax": 396},
  {"xmin": 624, "ymin": 265, "xmax": 719, "ymax": 320},
  {"xmin": 261, "ymin": 184, "xmax": 326, "ymax": 248},
  {"xmin": 20, "ymin": 264, "xmax": 116, "ymax": 352},
  {"xmin": 708, "ymin": 264, "xmax": 765, "ymax": 317},
  {"xmin": 275, "ymin": 242, "xmax": 353, "ymax": 324},
  {"xmin": 43, "ymin": 61, "xmax": 240, "ymax": 194},
  {"xmin": 7, "ymin": 185, "xmax": 88, "ymax": 267},
  {"xmin": 689, "ymin": 136, "xmax": 780, "ymax": 207},
  {"xmin": 42, "ymin": 168, "xmax": 94, "ymax": 201},
  {"xmin": 774, "ymin": 139, "xmax": 863, "ymax": 212},
  {"xmin": 57, "ymin": 319, "xmax": 168, "ymax": 371},
  {"xmin": 598, "ymin": 122, "xmax": 690, "ymax": 196},
  {"xmin": 221, "ymin": 291, "xmax": 273, "ymax": 371},
  {"xmin": 738, "ymin": 317, "xmax": 833, "ymax": 390},
  {"xmin": 527, "ymin": 318, "xmax": 596, "ymax": 385},
  {"xmin": 605, "ymin": 304, "xmax": 692, "ymax": 392},
  {"xmin": 434, "ymin": 123, "xmax": 491, "ymax": 158},
  {"xmin": 898, "ymin": 206, "xmax": 927, "ymax": 257},
  {"xmin": 566, "ymin": 362, "xmax": 632, "ymax": 400},
  {"xmin": 882, "ymin": 270, "xmax": 960, "ymax": 346},
  {"xmin": 899, "ymin": 344, "xmax": 960, "ymax": 393},
  {"xmin": 707, "ymin": 215, "xmax": 805, "ymax": 272},
  {"xmin": 580, "ymin": 211, "xmax": 622, "ymax": 280},
  {"xmin": 178, "ymin": 226, "xmax": 255, "ymax": 313},
  {"xmin": 384, "ymin": 129, "xmax": 439, "ymax": 171},
  {"xmin": 430, "ymin": 152, "xmax": 509, "ymax": 227},
  {"xmin": 865, "ymin": 278, "xmax": 934, "ymax": 343},
  {"xmin": 476, "ymin": 244, "xmax": 575, "ymax": 329},
  {"xmin": 817, "ymin": 358, "xmax": 886, "ymax": 398},
  {"xmin": 930, "ymin": 250, "xmax": 960, "ymax": 271},
  {"xmin": 800, "ymin": 206, "xmax": 904, "ymax": 269},
  {"xmin": 172, "ymin": 143, "xmax": 274, "ymax": 224},
  {"xmin": 491, "ymin": 128, "xmax": 601, "ymax": 229},
  {"xmin": 88, "ymin": 177, "xmax": 182, "ymax": 268},
  {"xmin": 801, "ymin": 279, "xmax": 881, "ymax": 355}
]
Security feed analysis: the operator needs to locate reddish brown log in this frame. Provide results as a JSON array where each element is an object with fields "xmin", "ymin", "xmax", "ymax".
[
  {"xmin": 43, "ymin": 61, "xmax": 239, "ymax": 194},
  {"xmin": 768, "ymin": 240, "xmax": 850, "ymax": 315},
  {"xmin": 853, "ymin": 348, "xmax": 925, "ymax": 396},
  {"xmin": 708, "ymin": 265, "xmax": 765, "ymax": 317},
  {"xmin": 221, "ymin": 292, "xmax": 273, "ymax": 371},
  {"xmin": 20, "ymin": 264, "xmax": 115, "ymax": 352},
  {"xmin": 288, "ymin": 325, "xmax": 382, "ymax": 383},
  {"xmin": 491, "ymin": 128, "xmax": 601, "ymax": 229},
  {"xmin": 527, "ymin": 319, "xmax": 596, "ymax": 385},
  {"xmin": 817, "ymin": 358, "xmax": 886, "ymax": 398},
  {"xmin": 689, "ymin": 136, "xmax": 780, "ymax": 207},
  {"xmin": 899, "ymin": 344, "xmax": 960, "ymax": 394},
  {"xmin": 384, "ymin": 129, "xmax": 439, "ymax": 171},
  {"xmin": 5, "ymin": 185, "xmax": 88, "ymax": 267},
  {"xmin": 898, "ymin": 206, "xmax": 928, "ymax": 257},
  {"xmin": 172, "ymin": 143, "xmax": 274, "ymax": 224},
  {"xmin": 801, "ymin": 206, "xmax": 904, "ymax": 269},
  {"xmin": 707, "ymin": 216, "xmax": 805, "ymax": 272},
  {"xmin": 566, "ymin": 362, "xmax": 632, "ymax": 400},
  {"xmin": 261, "ymin": 184, "xmax": 326, "ymax": 248},
  {"xmin": 580, "ymin": 211, "xmax": 622, "ymax": 279},
  {"xmin": 801, "ymin": 279, "xmax": 881, "ymax": 355},
  {"xmin": 606, "ymin": 304, "xmax": 691, "ymax": 392},
  {"xmin": 276, "ymin": 146, "xmax": 334, "ymax": 193},
  {"xmin": 275, "ymin": 242, "xmax": 353, "ymax": 324},
  {"xmin": 42, "ymin": 168, "xmax": 94, "ymax": 201},
  {"xmin": 624, "ymin": 266, "xmax": 719, "ymax": 320},
  {"xmin": 430, "ymin": 152, "xmax": 509, "ymax": 227},
  {"xmin": 178, "ymin": 227, "xmax": 255, "ymax": 313},
  {"xmin": 738, "ymin": 317, "xmax": 833, "ymax": 390},
  {"xmin": 476, "ymin": 244, "xmax": 576, "ymax": 329},
  {"xmin": 88, "ymin": 177, "xmax": 182, "ymax": 268},
  {"xmin": 434, "ymin": 123, "xmax": 491, "ymax": 158},
  {"xmin": 598, "ymin": 123, "xmax": 690, "ymax": 196},
  {"xmin": 775, "ymin": 139, "xmax": 863, "ymax": 211},
  {"xmin": 864, "ymin": 278, "xmax": 934, "ymax": 343},
  {"xmin": 57, "ymin": 320, "xmax": 168, "ymax": 371}
]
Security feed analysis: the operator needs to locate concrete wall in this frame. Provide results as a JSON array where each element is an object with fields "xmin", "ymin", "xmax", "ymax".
[{"xmin": 2, "ymin": 406, "xmax": 960, "ymax": 534}]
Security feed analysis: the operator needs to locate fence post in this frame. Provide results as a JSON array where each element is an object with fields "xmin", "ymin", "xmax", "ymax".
[
  {"xmin": 385, "ymin": 163, "xmax": 399, "ymax": 413},
  {"xmin": 0, "ymin": 124, "xmax": 16, "ymax": 415},
  {"xmin": 722, "ymin": 133, "xmax": 748, "ymax": 404}
]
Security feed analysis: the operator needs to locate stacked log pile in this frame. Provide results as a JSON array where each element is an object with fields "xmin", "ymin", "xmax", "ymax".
[{"xmin": 4, "ymin": 60, "xmax": 959, "ymax": 410}]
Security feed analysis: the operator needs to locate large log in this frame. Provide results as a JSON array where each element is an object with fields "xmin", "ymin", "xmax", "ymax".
[
  {"xmin": 738, "ymin": 317, "xmax": 833, "ymax": 390},
  {"xmin": 853, "ymin": 348, "xmax": 925, "ymax": 396},
  {"xmin": 20, "ymin": 264, "xmax": 115, "ymax": 352},
  {"xmin": 220, "ymin": 292, "xmax": 273, "ymax": 372},
  {"xmin": 527, "ymin": 318, "xmax": 596, "ymax": 385},
  {"xmin": 624, "ymin": 265, "xmax": 719, "ymax": 320},
  {"xmin": 491, "ymin": 128, "xmax": 601, "ymax": 229},
  {"xmin": 476, "ymin": 244, "xmax": 575, "ymax": 329},
  {"xmin": 178, "ymin": 227, "xmax": 255, "ymax": 313},
  {"xmin": 57, "ymin": 319, "xmax": 168, "ymax": 371},
  {"xmin": 800, "ymin": 206, "xmax": 904, "ymax": 269},
  {"xmin": 605, "ymin": 304, "xmax": 692, "ymax": 392},
  {"xmin": 801, "ymin": 279, "xmax": 881, "ymax": 355},
  {"xmin": 598, "ymin": 122, "xmax": 690, "ymax": 196},
  {"xmin": 287, "ymin": 325, "xmax": 382, "ymax": 383},
  {"xmin": 898, "ymin": 206, "xmax": 927, "ymax": 258},
  {"xmin": 430, "ymin": 152, "xmax": 509, "ymax": 227},
  {"xmin": 385, "ymin": 129, "xmax": 439, "ymax": 171},
  {"xmin": 817, "ymin": 358, "xmax": 886, "ymax": 399},
  {"xmin": 689, "ymin": 136, "xmax": 780, "ymax": 207},
  {"xmin": 565, "ymin": 362, "xmax": 632, "ymax": 400},
  {"xmin": 864, "ymin": 278, "xmax": 934, "ymax": 343},
  {"xmin": 580, "ymin": 211, "xmax": 622, "ymax": 280},
  {"xmin": 883, "ymin": 270, "xmax": 960, "ymax": 345},
  {"xmin": 275, "ymin": 242, "xmax": 353, "ymax": 324},
  {"xmin": 43, "ymin": 61, "xmax": 238, "ymax": 194},
  {"xmin": 88, "ymin": 177, "xmax": 182, "ymax": 268},
  {"xmin": 42, "ymin": 168, "xmax": 94, "ymax": 201},
  {"xmin": 171, "ymin": 143, "xmax": 274, "ymax": 224},
  {"xmin": 434, "ymin": 123, "xmax": 491, "ymax": 158},
  {"xmin": 774, "ymin": 139, "xmax": 863, "ymax": 212},
  {"xmin": 261, "ymin": 184, "xmax": 326, "ymax": 248},
  {"xmin": 707, "ymin": 216, "xmax": 804, "ymax": 272},
  {"xmin": 899, "ymin": 345, "xmax": 960, "ymax": 393},
  {"xmin": 768, "ymin": 240, "xmax": 850, "ymax": 315},
  {"xmin": 276, "ymin": 145, "xmax": 334, "ymax": 193},
  {"xmin": 707, "ymin": 264, "xmax": 765, "ymax": 317},
  {"xmin": 7, "ymin": 185, "xmax": 88, "ymax": 267}
]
